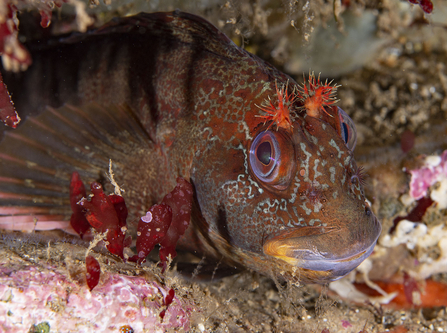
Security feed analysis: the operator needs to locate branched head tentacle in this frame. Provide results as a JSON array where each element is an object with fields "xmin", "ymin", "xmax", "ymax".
[
  {"xmin": 296, "ymin": 71, "xmax": 341, "ymax": 119},
  {"xmin": 255, "ymin": 80, "xmax": 296, "ymax": 132}
]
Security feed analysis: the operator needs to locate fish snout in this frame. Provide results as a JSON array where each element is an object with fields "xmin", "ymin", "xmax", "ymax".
[{"xmin": 263, "ymin": 212, "xmax": 381, "ymax": 282}]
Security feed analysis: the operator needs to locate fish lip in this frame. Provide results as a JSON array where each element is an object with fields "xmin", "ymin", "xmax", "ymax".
[
  {"xmin": 288, "ymin": 237, "xmax": 377, "ymax": 277},
  {"xmin": 263, "ymin": 216, "xmax": 381, "ymax": 280}
]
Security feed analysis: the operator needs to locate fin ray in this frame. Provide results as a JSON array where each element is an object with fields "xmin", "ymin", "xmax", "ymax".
[{"xmin": 0, "ymin": 103, "xmax": 153, "ymax": 231}]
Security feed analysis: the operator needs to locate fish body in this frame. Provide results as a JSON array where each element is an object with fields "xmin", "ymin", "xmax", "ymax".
[{"xmin": 0, "ymin": 11, "xmax": 381, "ymax": 284}]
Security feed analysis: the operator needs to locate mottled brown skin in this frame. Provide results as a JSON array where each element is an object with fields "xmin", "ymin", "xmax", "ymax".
[{"xmin": 0, "ymin": 11, "xmax": 381, "ymax": 284}]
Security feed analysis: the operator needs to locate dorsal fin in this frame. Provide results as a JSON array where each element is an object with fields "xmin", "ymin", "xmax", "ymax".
[
  {"xmin": 1, "ymin": 11, "xmax": 249, "ymax": 140},
  {"xmin": 64, "ymin": 11, "xmax": 245, "ymax": 61}
]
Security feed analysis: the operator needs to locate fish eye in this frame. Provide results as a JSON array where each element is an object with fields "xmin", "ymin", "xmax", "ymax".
[
  {"xmin": 250, "ymin": 131, "xmax": 278, "ymax": 179},
  {"xmin": 249, "ymin": 130, "xmax": 295, "ymax": 190},
  {"xmin": 337, "ymin": 106, "xmax": 357, "ymax": 151}
]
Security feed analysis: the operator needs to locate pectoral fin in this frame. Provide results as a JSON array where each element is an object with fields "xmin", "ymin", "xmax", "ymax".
[{"xmin": 0, "ymin": 103, "xmax": 153, "ymax": 232}]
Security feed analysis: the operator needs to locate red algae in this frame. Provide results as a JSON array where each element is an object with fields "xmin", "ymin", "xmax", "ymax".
[
  {"xmin": 85, "ymin": 255, "xmax": 101, "ymax": 290},
  {"xmin": 69, "ymin": 172, "xmax": 91, "ymax": 238},
  {"xmin": 80, "ymin": 182, "xmax": 120, "ymax": 231},
  {"xmin": 160, "ymin": 288, "xmax": 176, "ymax": 319},
  {"xmin": 132, "ymin": 204, "xmax": 172, "ymax": 264},
  {"xmin": 0, "ymin": 72, "xmax": 20, "ymax": 128},
  {"xmin": 70, "ymin": 174, "xmax": 127, "ymax": 257},
  {"xmin": 106, "ymin": 194, "xmax": 128, "ymax": 257},
  {"xmin": 109, "ymin": 194, "xmax": 128, "ymax": 228},
  {"xmin": 78, "ymin": 182, "xmax": 126, "ymax": 258},
  {"xmin": 165, "ymin": 288, "xmax": 175, "ymax": 306},
  {"xmin": 159, "ymin": 177, "xmax": 193, "ymax": 264},
  {"xmin": 69, "ymin": 174, "xmax": 194, "ymax": 266},
  {"xmin": 391, "ymin": 196, "xmax": 434, "ymax": 233},
  {"xmin": 39, "ymin": 8, "xmax": 52, "ymax": 28},
  {"xmin": 407, "ymin": 0, "xmax": 433, "ymax": 14}
]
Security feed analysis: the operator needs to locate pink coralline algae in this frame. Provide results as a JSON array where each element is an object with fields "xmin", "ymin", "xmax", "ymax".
[
  {"xmin": 409, "ymin": 150, "xmax": 447, "ymax": 200},
  {"xmin": 0, "ymin": 263, "xmax": 194, "ymax": 332}
]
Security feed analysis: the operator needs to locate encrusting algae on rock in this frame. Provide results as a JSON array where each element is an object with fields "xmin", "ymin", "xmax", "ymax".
[{"xmin": 0, "ymin": 238, "xmax": 194, "ymax": 332}]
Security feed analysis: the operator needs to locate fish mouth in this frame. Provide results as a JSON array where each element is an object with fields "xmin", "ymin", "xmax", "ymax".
[{"xmin": 263, "ymin": 216, "xmax": 381, "ymax": 281}]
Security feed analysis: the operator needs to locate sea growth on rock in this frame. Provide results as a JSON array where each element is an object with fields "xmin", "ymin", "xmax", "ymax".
[{"xmin": 69, "ymin": 173, "xmax": 193, "ymax": 285}]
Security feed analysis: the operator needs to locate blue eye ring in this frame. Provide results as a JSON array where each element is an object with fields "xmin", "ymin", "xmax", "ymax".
[
  {"xmin": 249, "ymin": 131, "xmax": 279, "ymax": 180},
  {"xmin": 249, "ymin": 129, "xmax": 296, "ymax": 191},
  {"xmin": 337, "ymin": 107, "xmax": 357, "ymax": 151}
]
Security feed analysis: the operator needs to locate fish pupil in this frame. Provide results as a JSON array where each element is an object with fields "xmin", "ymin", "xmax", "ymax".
[
  {"xmin": 341, "ymin": 122, "xmax": 349, "ymax": 143},
  {"xmin": 257, "ymin": 142, "xmax": 272, "ymax": 165}
]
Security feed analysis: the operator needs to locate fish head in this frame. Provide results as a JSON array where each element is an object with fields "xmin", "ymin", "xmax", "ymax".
[
  {"xmin": 190, "ymin": 67, "xmax": 381, "ymax": 284},
  {"xmin": 254, "ymin": 109, "xmax": 382, "ymax": 283}
]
